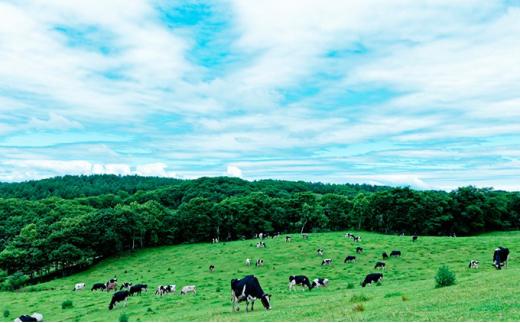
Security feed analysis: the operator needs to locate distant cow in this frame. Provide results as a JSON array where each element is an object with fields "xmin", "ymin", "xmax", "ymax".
[
  {"xmin": 317, "ymin": 248, "xmax": 324, "ymax": 256},
  {"xmin": 212, "ymin": 238, "xmax": 219, "ymax": 243},
  {"xmin": 302, "ymin": 233, "xmax": 309, "ymax": 239},
  {"xmin": 181, "ymin": 285, "xmax": 196, "ymax": 295},
  {"xmin": 155, "ymin": 284, "xmax": 176, "ymax": 296},
  {"xmin": 245, "ymin": 258, "xmax": 251, "ymax": 266},
  {"xmin": 209, "ymin": 264, "xmax": 215, "ymax": 272},
  {"xmin": 412, "ymin": 235, "xmax": 418, "ymax": 242},
  {"xmin": 311, "ymin": 278, "xmax": 329, "ymax": 288},
  {"xmin": 356, "ymin": 247, "xmax": 363, "ymax": 254},
  {"xmin": 468, "ymin": 260, "xmax": 479, "ymax": 269},
  {"xmin": 256, "ymin": 259, "xmax": 264, "ymax": 267},
  {"xmin": 106, "ymin": 281, "xmax": 117, "ymax": 292},
  {"xmin": 129, "ymin": 284, "xmax": 147, "ymax": 296},
  {"xmin": 285, "ymin": 236, "xmax": 291, "ymax": 242},
  {"xmin": 382, "ymin": 252, "xmax": 389, "ymax": 260},
  {"xmin": 353, "ymin": 236, "xmax": 361, "ymax": 242},
  {"xmin": 361, "ymin": 273, "xmax": 383, "ymax": 287},
  {"xmin": 321, "ymin": 258, "xmax": 332, "ymax": 266},
  {"xmin": 91, "ymin": 283, "xmax": 106, "ymax": 291},
  {"xmin": 231, "ymin": 275, "xmax": 271, "ymax": 312},
  {"xmin": 119, "ymin": 282, "xmax": 132, "ymax": 291},
  {"xmin": 108, "ymin": 291, "xmax": 129, "ymax": 310},
  {"xmin": 73, "ymin": 283, "xmax": 85, "ymax": 291},
  {"xmin": 374, "ymin": 261, "xmax": 386, "ymax": 270},
  {"xmin": 493, "ymin": 247, "xmax": 510, "ymax": 270},
  {"xmin": 289, "ymin": 275, "xmax": 312, "ymax": 290},
  {"xmin": 345, "ymin": 233, "xmax": 353, "ymax": 239},
  {"xmin": 256, "ymin": 241, "xmax": 266, "ymax": 248},
  {"xmin": 390, "ymin": 250, "xmax": 401, "ymax": 257},
  {"xmin": 344, "ymin": 255, "xmax": 356, "ymax": 263},
  {"xmin": 14, "ymin": 313, "xmax": 43, "ymax": 322}
]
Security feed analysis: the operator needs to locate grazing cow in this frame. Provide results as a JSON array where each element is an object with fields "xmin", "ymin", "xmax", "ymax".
[
  {"xmin": 73, "ymin": 283, "xmax": 85, "ymax": 291},
  {"xmin": 382, "ymin": 252, "xmax": 389, "ymax": 260},
  {"xmin": 288, "ymin": 275, "xmax": 312, "ymax": 290},
  {"xmin": 91, "ymin": 283, "xmax": 106, "ymax": 291},
  {"xmin": 209, "ymin": 265, "xmax": 215, "ymax": 272},
  {"xmin": 345, "ymin": 233, "xmax": 353, "ymax": 239},
  {"xmin": 155, "ymin": 284, "xmax": 176, "ymax": 296},
  {"xmin": 412, "ymin": 235, "xmax": 418, "ymax": 242},
  {"xmin": 14, "ymin": 313, "xmax": 43, "ymax": 322},
  {"xmin": 181, "ymin": 285, "xmax": 196, "ymax": 295},
  {"xmin": 108, "ymin": 291, "xmax": 129, "ymax": 310},
  {"xmin": 390, "ymin": 250, "xmax": 401, "ymax": 257},
  {"xmin": 317, "ymin": 248, "xmax": 324, "ymax": 256},
  {"xmin": 374, "ymin": 261, "xmax": 386, "ymax": 270},
  {"xmin": 356, "ymin": 247, "xmax": 363, "ymax": 254},
  {"xmin": 353, "ymin": 236, "xmax": 361, "ymax": 242},
  {"xmin": 361, "ymin": 273, "xmax": 383, "ymax": 287},
  {"xmin": 119, "ymin": 282, "xmax": 132, "ymax": 291},
  {"xmin": 256, "ymin": 241, "xmax": 266, "ymax": 248},
  {"xmin": 311, "ymin": 278, "xmax": 329, "ymax": 288},
  {"xmin": 245, "ymin": 258, "xmax": 251, "ymax": 266},
  {"xmin": 468, "ymin": 260, "xmax": 479, "ymax": 269},
  {"xmin": 321, "ymin": 258, "xmax": 332, "ymax": 266},
  {"xmin": 344, "ymin": 255, "xmax": 356, "ymax": 263},
  {"xmin": 285, "ymin": 236, "xmax": 291, "ymax": 242},
  {"xmin": 256, "ymin": 259, "xmax": 264, "ymax": 267},
  {"xmin": 493, "ymin": 247, "xmax": 510, "ymax": 269},
  {"xmin": 212, "ymin": 238, "xmax": 219, "ymax": 244},
  {"xmin": 302, "ymin": 233, "xmax": 309, "ymax": 239},
  {"xmin": 106, "ymin": 281, "xmax": 117, "ymax": 292},
  {"xmin": 231, "ymin": 275, "xmax": 271, "ymax": 312},
  {"xmin": 129, "ymin": 284, "xmax": 147, "ymax": 296}
]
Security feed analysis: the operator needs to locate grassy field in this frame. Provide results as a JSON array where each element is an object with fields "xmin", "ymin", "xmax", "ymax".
[{"xmin": 1, "ymin": 231, "xmax": 519, "ymax": 321}]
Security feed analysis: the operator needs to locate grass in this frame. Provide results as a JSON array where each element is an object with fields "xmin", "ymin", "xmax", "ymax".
[{"xmin": 1, "ymin": 231, "xmax": 520, "ymax": 321}]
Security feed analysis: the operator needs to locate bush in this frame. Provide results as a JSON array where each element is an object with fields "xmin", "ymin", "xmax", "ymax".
[
  {"xmin": 0, "ymin": 272, "xmax": 29, "ymax": 291},
  {"xmin": 352, "ymin": 303, "xmax": 365, "ymax": 312},
  {"xmin": 3, "ymin": 309, "xmax": 10, "ymax": 318},
  {"xmin": 119, "ymin": 313, "xmax": 129, "ymax": 322},
  {"xmin": 346, "ymin": 282, "xmax": 355, "ymax": 289},
  {"xmin": 435, "ymin": 265, "xmax": 456, "ymax": 288},
  {"xmin": 62, "ymin": 300, "xmax": 73, "ymax": 309}
]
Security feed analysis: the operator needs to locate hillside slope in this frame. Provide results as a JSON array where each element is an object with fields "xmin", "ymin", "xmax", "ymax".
[{"xmin": 1, "ymin": 231, "xmax": 519, "ymax": 321}]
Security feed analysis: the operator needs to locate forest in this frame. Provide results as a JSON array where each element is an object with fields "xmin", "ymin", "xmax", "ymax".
[{"xmin": 0, "ymin": 175, "xmax": 519, "ymax": 289}]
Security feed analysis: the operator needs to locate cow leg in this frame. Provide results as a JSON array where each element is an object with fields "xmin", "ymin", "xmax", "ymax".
[
  {"xmin": 245, "ymin": 301, "xmax": 249, "ymax": 312},
  {"xmin": 251, "ymin": 301, "xmax": 255, "ymax": 311}
]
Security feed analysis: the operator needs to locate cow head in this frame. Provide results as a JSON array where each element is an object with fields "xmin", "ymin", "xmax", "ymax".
[{"xmin": 260, "ymin": 293, "xmax": 272, "ymax": 310}]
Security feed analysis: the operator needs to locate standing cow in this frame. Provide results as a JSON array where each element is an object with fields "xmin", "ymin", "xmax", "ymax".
[
  {"xmin": 231, "ymin": 275, "xmax": 271, "ymax": 312},
  {"xmin": 493, "ymin": 247, "xmax": 510, "ymax": 269}
]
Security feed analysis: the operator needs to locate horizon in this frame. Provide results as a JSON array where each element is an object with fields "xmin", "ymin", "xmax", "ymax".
[{"xmin": 1, "ymin": 1, "xmax": 520, "ymax": 191}]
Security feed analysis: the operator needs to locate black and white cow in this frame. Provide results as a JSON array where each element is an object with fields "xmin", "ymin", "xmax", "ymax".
[
  {"xmin": 288, "ymin": 275, "xmax": 312, "ymax": 290},
  {"xmin": 468, "ymin": 260, "xmax": 479, "ymax": 269},
  {"xmin": 412, "ymin": 235, "xmax": 418, "ymax": 242},
  {"xmin": 285, "ymin": 236, "xmax": 292, "ymax": 242},
  {"xmin": 91, "ymin": 283, "xmax": 106, "ymax": 291},
  {"xmin": 311, "ymin": 278, "xmax": 329, "ymax": 288},
  {"xmin": 119, "ymin": 282, "xmax": 132, "ymax": 291},
  {"xmin": 212, "ymin": 238, "xmax": 219, "ymax": 243},
  {"xmin": 353, "ymin": 236, "xmax": 361, "ymax": 242},
  {"xmin": 317, "ymin": 248, "xmax": 324, "ymax": 256},
  {"xmin": 256, "ymin": 259, "xmax": 264, "ymax": 267},
  {"xmin": 321, "ymin": 258, "xmax": 332, "ymax": 266},
  {"xmin": 231, "ymin": 275, "xmax": 271, "ymax": 312},
  {"xmin": 493, "ymin": 247, "xmax": 510, "ymax": 270},
  {"xmin": 345, "ymin": 233, "xmax": 353, "ymax": 239},
  {"xmin": 109, "ymin": 291, "xmax": 129, "ymax": 310},
  {"xmin": 390, "ymin": 250, "xmax": 401, "ymax": 257},
  {"xmin": 356, "ymin": 247, "xmax": 363, "ymax": 254},
  {"xmin": 256, "ymin": 241, "xmax": 266, "ymax": 248},
  {"xmin": 344, "ymin": 255, "xmax": 356, "ymax": 263},
  {"xmin": 129, "ymin": 284, "xmax": 147, "ymax": 296},
  {"xmin": 155, "ymin": 284, "xmax": 176, "ymax": 296},
  {"xmin": 382, "ymin": 252, "xmax": 389, "ymax": 260},
  {"xmin": 374, "ymin": 261, "xmax": 386, "ymax": 270},
  {"xmin": 73, "ymin": 283, "xmax": 85, "ymax": 291},
  {"xmin": 361, "ymin": 273, "xmax": 383, "ymax": 287},
  {"xmin": 209, "ymin": 265, "xmax": 215, "ymax": 272},
  {"xmin": 14, "ymin": 313, "xmax": 43, "ymax": 322}
]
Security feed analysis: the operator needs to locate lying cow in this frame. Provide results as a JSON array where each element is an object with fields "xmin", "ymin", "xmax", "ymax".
[
  {"xmin": 155, "ymin": 284, "xmax": 176, "ymax": 296},
  {"xmin": 493, "ymin": 247, "xmax": 510, "ymax": 269},
  {"xmin": 256, "ymin": 241, "xmax": 266, "ymax": 248},
  {"xmin": 321, "ymin": 258, "xmax": 332, "ymax": 266},
  {"xmin": 356, "ymin": 247, "xmax": 363, "ymax": 254},
  {"xmin": 311, "ymin": 278, "xmax": 329, "ymax": 288},
  {"xmin": 289, "ymin": 275, "xmax": 312, "ymax": 290},
  {"xmin": 361, "ymin": 273, "xmax": 383, "ymax": 287},
  {"xmin": 374, "ymin": 261, "xmax": 386, "ymax": 270},
  {"xmin": 91, "ymin": 283, "xmax": 106, "ymax": 291},
  {"xmin": 344, "ymin": 255, "xmax": 356, "ymax": 263},
  {"xmin": 14, "ymin": 313, "xmax": 43, "ymax": 322},
  {"xmin": 129, "ymin": 284, "xmax": 147, "ymax": 296},
  {"xmin": 73, "ymin": 283, "xmax": 85, "ymax": 291},
  {"xmin": 231, "ymin": 275, "xmax": 271, "ymax": 312},
  {"xmin": 109, "ymin": 291, "xmax": 129, "ymax": 310},
  {"xmin": 256, "ymin": 259, "xmax": 264, "ymax": 267},
  {"xmin": 181, "ymin": 285, "xmax": 196, "ymax": 295},
  {"xmin": 468, "ymin": 260, "xmax": 479, "ymax": 269},
  {"xmin": 390, "ymin": 250, "xmax": 401, "ymax": 257}
]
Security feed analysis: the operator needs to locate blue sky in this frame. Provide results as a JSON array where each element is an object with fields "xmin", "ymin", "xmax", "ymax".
[{"xmin": 1, "ymin": 0, "xmax": 520, "ymax": 191}]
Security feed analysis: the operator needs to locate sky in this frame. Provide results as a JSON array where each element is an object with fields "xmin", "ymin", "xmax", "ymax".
[{"xmin": 0, "ymin": 0, "xmax": 519, "ymax": 191}]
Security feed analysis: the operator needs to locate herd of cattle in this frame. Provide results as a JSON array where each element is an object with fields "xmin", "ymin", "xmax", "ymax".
[{"xmin": 13, "ymin": 232, "xmax": 512, "ymax": 320}]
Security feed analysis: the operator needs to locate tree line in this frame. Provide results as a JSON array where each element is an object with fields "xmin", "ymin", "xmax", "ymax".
[{"xmin": 0, "ymin": 175, "xmax": 519, "ymax": 288}]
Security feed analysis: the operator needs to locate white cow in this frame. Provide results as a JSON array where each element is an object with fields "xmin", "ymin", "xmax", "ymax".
[
  {"xmin": 180, "ymin": 285, "xmax": 196, "ymax": 295},
  {"xmin": 73, "ymin": 283, "xmax": 85, "ymax": 291},
  {"xmin": 245, "ymin": 258, "xmax": 251, "ymax": 266},
  {"xmin": 15, "ymin": 313, "xmax": 43, "ymax": 322}
]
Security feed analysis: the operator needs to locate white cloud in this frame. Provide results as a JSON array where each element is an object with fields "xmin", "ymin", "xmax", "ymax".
[{"xmin": 226, "ymin": 165, "xmax": 242, "ymax": 177}]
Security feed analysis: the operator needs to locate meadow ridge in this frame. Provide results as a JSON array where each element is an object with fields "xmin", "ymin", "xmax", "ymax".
[{"xmin": 1, "ymin": 231, "xmax": 519, "ymax": 322}]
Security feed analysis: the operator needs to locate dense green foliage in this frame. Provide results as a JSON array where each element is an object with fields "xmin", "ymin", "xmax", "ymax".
[
  {"xmin": 0, "ymin": 175, "xmax": 519, "ymax": 280},
  {"xmin": 435, "ymin": 265, "xmax": 456, "ymax": 288},
  {"xmin": 1, "ymin": 231, "xmax": 520, "ymax": 321}
]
